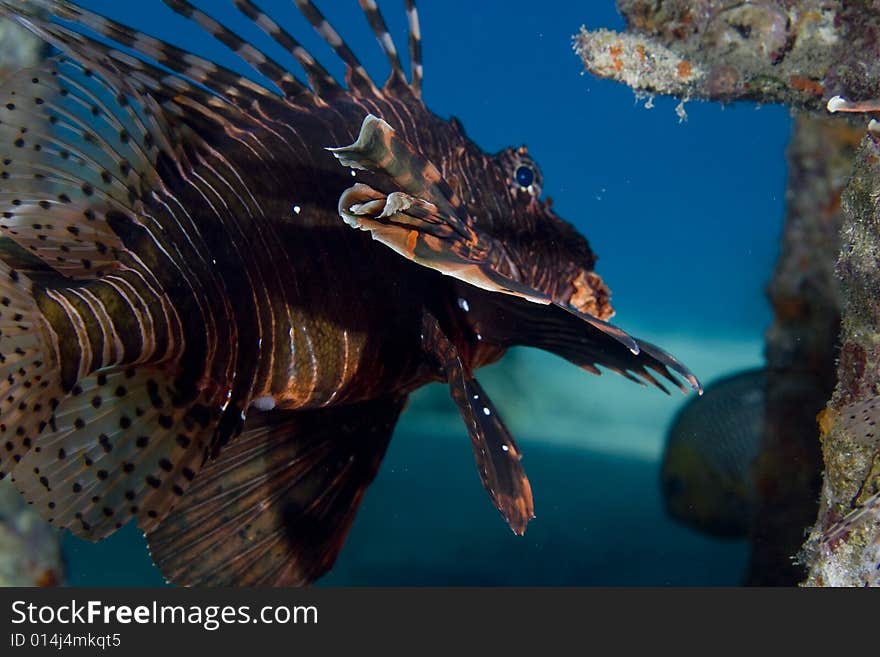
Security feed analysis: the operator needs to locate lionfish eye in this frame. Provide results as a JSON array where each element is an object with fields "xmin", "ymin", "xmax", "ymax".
[
  {"xmin": 515, "ymin": 165, "xmax": 535, "ymax": 189},
  {"xmin": 498, "ymin": 147, "xmax": 542, "ymax": 198}
]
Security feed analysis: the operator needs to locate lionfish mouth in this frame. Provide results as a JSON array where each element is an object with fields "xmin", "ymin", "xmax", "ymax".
[{"xmin": 563, "ymin": 269, "xmax": 614, "ymax": 321}]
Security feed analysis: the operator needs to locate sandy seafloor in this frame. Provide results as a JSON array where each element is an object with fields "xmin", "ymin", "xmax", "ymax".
[{"xmin": 50, "ymin": 0, "xmax": 790, "ymax": 585}]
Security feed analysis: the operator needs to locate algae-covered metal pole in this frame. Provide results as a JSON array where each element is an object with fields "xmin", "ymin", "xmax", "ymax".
[
  {"xmin": 575, "ymin": 0, "xmax": 880, "ymax": 585},
  {"xmin": 802, "ymin": 131, "xmax": 880, "ymax": 587},
  {"xmin": 755, "ymin": 114, "xmax": 853, "ymax": 585},
  {"xmin": 0, "ymin": 17, "xmax": 64, "ymax": 587}
]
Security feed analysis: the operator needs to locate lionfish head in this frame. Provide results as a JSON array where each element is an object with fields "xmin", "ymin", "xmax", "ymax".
[
  {"xmin": 476, "ymin": 142, "xmax": 614, "ymax": 321},
  {"xmin": 332, "ymin": 114, "xmax": 615, "ymax": 322}
]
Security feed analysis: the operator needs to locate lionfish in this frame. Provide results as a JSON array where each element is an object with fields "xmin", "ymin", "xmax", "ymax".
[{"xmin": 0, "ymin": 0, "xmax": 700, "ymax": 586}]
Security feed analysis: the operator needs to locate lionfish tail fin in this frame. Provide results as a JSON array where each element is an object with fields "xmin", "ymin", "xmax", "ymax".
[
  {"xmin": 146, "ymin": 397, "xmax": 405, "ymax": 586},
  {"xmin": 0, "ymin": 261, "xmax": 64, "ymax": 480}
]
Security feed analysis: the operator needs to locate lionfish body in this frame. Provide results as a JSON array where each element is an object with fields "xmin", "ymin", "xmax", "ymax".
[{"xmin": 0, "ymin": 0, "xmax": 699, "ymax": 585}]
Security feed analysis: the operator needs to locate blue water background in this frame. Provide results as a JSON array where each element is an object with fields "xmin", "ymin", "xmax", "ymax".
[{"xmin": 59, "ymin": 0, "xmax": 791, "ymax": 586}]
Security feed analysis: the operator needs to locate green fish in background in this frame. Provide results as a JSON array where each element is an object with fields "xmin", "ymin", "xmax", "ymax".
[{"xmin": 661, "ymin": 369, "xmax": 766, "ymax": 539}]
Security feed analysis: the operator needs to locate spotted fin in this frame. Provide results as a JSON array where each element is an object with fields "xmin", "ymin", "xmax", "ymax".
[
  {"xmin": 0, "ymin": 260, "xmax": 63, "ymax": 480},
  {"xmin": 332, "ymin": 115, "xmax": 639, "ymax": 354},
  {"xmin": 422, "ymin": 312, "xmax": 534, "ymax": 535},
  {"xmin": 146, "ymin": 396, "xmax": 405, "ymax": 586},
  {"xmin": 11, "ymin": 365, "xmax": 222, "ymax": 540},
  {"xmin": 0, "ymin": 57, "xmax": 162, "ymax": 279}
]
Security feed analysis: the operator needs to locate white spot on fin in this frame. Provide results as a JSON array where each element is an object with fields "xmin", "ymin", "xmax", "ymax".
[{"xmin": 251, "ymin": 396, "xmax": 276, "ymax": 412}]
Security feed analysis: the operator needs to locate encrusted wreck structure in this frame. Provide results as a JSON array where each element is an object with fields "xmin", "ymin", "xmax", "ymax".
[{"xmin": 577, "ymin": 0, "xmax": 880, "ymax": 585}]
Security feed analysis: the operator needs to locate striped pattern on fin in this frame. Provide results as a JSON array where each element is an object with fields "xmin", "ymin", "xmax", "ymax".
[
  {"xmin": 232, "ymin": 0, "xmax": 340, "ymax": 97},
  {"xmin": 3, "ymin": 0, "xmax": 426, "ymax": 103},
  {"xmin": 146, "ymin": 397, "xmax": 405, "ymax": 586},
  {"xmin": 404, "ymin": 1, "xmax": 423, "ymax": 96},
  {"xmin": 422, "ymin": 313, "xmax": 533, "ymax": 535},
  {"xmin": 294, "ymin": 0, "xmax": 424, "ymax": 96},
  {"xmin": 331, "ymin": 116, "xmax": 641, "ymax": 354},
  {"xmin": 292, "ymin": 0, "xmax": 380, "ymax": 96},
  {"xmin": 330, "ymin": 114, "xmax": 466, "ymax": 219},
  {"xmin": 0, "ymin": 57, "xmax": 160, "ymax": 279},
  {"xmin": 159, "ymin": 0, "xmax": 308, "ymax": 100},
  {"xmin": 0, "ymin": 260, "xmax": 63, "ymax": 479},
  {"xmin": 11, "ymin": 365, "xmax": 222, "ymax": 540},
  {"xmin": 358, "ymin": 0, "xmax": 406, "ymax": 88},
  {"xmin": 0, "ymin": 0, "xmax": 283, "ymax": 120},
  {"xmin": 55, "ymin": 0, "xmax": 296, "ymax": 107}
]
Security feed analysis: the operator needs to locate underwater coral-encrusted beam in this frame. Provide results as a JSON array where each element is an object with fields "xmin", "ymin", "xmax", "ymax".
[
  {"xmin": 802, "ymin": 132, "xmax": 880, "ymax": 587},
  {"xmin": 574, "ymin": 1, "xmax": 880, "ymax": 109},
  {"xmin": 752, "ymin": 114, "xmax": 858, "ymax": 585}
]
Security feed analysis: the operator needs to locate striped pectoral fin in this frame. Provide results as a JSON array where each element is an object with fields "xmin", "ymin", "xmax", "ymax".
[
  {"xmin": 422, "ymin": 313, "xmax": 534, "ymax": 535},
  {"xmin": 10, "ymin": 365, "xmax": 222, "ymax": 540},
  {"xmin": 145, "ymin": 396, "xmax": 406, "ymax": 587}
]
